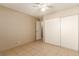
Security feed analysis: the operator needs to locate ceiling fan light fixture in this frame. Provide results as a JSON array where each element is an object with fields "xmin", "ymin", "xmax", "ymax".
[
  {"xmin": 41, "ymin": 6, "xmax": 49, "ymax": 12},
  {"xmin": 33, "ymin": 3, "xmax": 51, "ymax": 12},
  {"xmin": 41, "ymin": 8, "xmax": 46, "ymax": 12}
]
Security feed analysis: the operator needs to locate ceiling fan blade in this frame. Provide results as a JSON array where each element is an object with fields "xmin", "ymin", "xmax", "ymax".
[
  {"xmin": 32, "ymin": 6, "xmax": 38, "ymax": 7},
  {"xmin": 47, "ymin": 6, "xmax": 53, "ymax": 8}
]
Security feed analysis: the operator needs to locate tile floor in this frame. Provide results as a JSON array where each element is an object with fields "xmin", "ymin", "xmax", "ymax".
[{"xmin": 0, "ymin": 40, "xmax": 79, "ymax": 56}]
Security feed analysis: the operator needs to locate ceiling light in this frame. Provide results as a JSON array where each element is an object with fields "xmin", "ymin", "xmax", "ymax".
[
  {"xmin": 41, "ymin": 8, "xmax": 46, "ymax": 12},
  {"xmin": 33, "ymin": 3, "xmax": 52, "ymax": 12},
  {"xmin": 41, "ymin": 6, "xmax": 48, "ymax": 12}
]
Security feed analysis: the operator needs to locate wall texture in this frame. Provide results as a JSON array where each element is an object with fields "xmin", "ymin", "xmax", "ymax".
[{"xmin": 0, "ymin": 6, "xmax": 37, "ymax": 51}]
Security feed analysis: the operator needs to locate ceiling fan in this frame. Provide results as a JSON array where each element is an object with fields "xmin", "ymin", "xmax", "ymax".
[{"xmin": 32, "ymin": 3, "xmax": 53, "ymax": 12}]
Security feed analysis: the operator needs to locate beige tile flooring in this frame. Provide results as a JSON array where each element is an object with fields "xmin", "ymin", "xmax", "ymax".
[{"xmin": 0, "ymin": 40, "xmax": 79, "ymax": 56}]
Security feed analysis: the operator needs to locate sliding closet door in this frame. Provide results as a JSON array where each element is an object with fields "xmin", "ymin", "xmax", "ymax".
[
  {"xmin": 44, "ymin": 18, "xmax": 60, "ymax": 46},
  {"xmin": 61, "ymin": 15, "xmax": 78, "ymax": 51}
]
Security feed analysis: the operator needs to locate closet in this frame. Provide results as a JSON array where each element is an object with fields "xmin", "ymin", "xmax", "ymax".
[
  {"xmin": 44, "ymin": 15, "xmax": 79, "ymax": 51},
  {"xmin": 44, "ymin": 18, "xmax": 61, "ymax": 46}
]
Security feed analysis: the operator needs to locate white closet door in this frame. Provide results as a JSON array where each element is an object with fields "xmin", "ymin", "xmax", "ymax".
[
  {"xmin": 44, "ymin": 18, "xmax": 60, "ymax": 46},
  {"xmin": 61, "ymin": 15, "xmax": 78, "ymax": 51}
]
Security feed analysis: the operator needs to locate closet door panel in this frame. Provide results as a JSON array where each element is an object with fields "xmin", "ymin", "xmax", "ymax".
[
  {"xmin": 61, "ymin": 15, "xmax": 78, "ymax": 51},
  {"xmin": 44, "ymin": 18, "xmax": 60, "ymax": 46}
]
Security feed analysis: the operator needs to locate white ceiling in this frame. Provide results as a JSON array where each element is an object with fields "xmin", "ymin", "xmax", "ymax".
[{"xmin": 0, "ymin": 3, "xmax": 79, "ymax": 18}]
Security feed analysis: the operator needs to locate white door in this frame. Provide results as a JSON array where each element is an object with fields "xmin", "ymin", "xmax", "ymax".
[
  {"xmin": 61, "ymin": 15, "xmax": 78, "ymax": 51},
  {"xmin": 44, "ymin": 18, "xmax": 61, "ymax": 46},
  {"xmin": 36, "ymin": 21, "xmax": 41, "ymax": 40}
]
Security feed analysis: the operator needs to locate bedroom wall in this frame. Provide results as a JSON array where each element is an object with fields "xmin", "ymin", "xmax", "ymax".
[{"xmin": 0, "ymin": 6, "xmax": 37, "ymax": 51}]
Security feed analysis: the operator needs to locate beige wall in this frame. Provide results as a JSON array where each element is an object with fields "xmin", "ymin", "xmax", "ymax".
[{"xmin": 0, "ymin": 6, "xmax": 37, "ymax": 51}]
